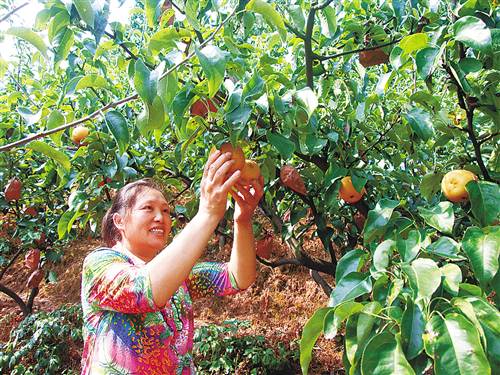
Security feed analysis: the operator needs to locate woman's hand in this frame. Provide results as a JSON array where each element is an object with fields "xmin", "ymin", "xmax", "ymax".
[
  {"xmin": 198, "ymin": 150, "xmax": 241, "ymax": 221},
  {"xmin": 229, "ymin": 176, "xmax": 264, "ymax": 223}
]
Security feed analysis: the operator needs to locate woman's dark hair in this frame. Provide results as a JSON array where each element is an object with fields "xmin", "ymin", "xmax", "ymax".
[{"xmin": 101, "ymin": 178, "xmax": 165, "ymax": 247}]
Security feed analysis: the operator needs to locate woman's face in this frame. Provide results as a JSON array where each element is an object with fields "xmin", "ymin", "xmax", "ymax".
[{"xmin": 115, "ymin": 187, "xmax": 172, "ymax": 260}]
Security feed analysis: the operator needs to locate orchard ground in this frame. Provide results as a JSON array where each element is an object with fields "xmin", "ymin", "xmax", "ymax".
[{"xmin": 0, "ymin": 233, "xmax": 342, "ymax": 374}]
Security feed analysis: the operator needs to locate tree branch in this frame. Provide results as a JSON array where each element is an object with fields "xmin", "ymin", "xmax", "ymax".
[
  {"xmin": 26, "ymin": 287, "xmax": 39, "ymax": 313},
  {"xmin": 443, "ymin": 64, "xmax": 492, "ymax": 181},
  {"xmin": 257, "ymin": 254, "xmax": 334, "ymax": 275},
  {"xmin": 347, "ymin": 115, "xmax": 399, "ymax": 169},
  {"xmin": 170, "ymin": 0, "xmax": 185, "ymax": 15},
  {"xmin": 314, "ymin": 0, "xmax": 335, "ymax": 10},
  {"xmin": 294, "ymin": 152, "xmax": 328, "ymax": 172},
  {"xmin": 0, "ymin": 2, "xmax": 28, "ymax": 23},
  {"xmin": 0, "ymin": 245, "xmax": 23, "ymax": 281},
  {"xmin": 315, "ymin": 38, "xmax": 402, "ymax": 62},
  {"xmin": 0, "ymin": 8, "xmax": 240, "ymax": 152},
  {"xmin": 478, "ymin": 131, "xmax": 499, "ymax": 145},
  {"xmin": 259, "ymin": 201, "xmax": 283, "ymax": 234},
  {"xmin": 465, "ymin": 108, "xmax": 492, "ymax": 181},
  {"xmin": 304, "ymin": 4, "xmax": 317, "ymax": 89},
  {"xmin": 310, "ymin": 269, "xmax": 332, "ymax": 296},
  {"xmin": 0, "ymin": 283, "xmax": 29, "ymax": 316},
  {"xmin": 284, "ymin": 21, "xmax": 306, "ymax": 40}
]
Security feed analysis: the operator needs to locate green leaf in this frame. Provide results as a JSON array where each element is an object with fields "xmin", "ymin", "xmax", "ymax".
[
  {"xmin": 134, "ymin": 59, "xmax": 157, "ymax": 105},
  {"xmin": 105, "ymin": 110, "xmax": 129, "ymax": 155},
  {"xmin": 295, "ymin": 87, "xmax": 318, "ymax": 117},
  {"xmin": 401, "ymin": 300, "xmax": 425, "ymax": 360},
  {"xmin": 46, "ymin": 110, "xmax": 65, "ymax": 146},
  {"xmin": 336, "ymin": 249, "xmax": 366, "ymax": 281},
  {"xmin": 390, "ymin": 46, "xmax": 408, "ymax": 70},
  {"xmin": 462, "ymin": 226, "xmax": 500, "ymax": 287},
  {"xmin": 396, "ymin": 229, "xmax": 421, "ymax": 263},
  {"xmin": 451, "ymin": 298, "xmax": 486, "ymax": 347},
  {"xmin": 416, "ymin": 47, "xmax": 440, "ymax": 79},
  {"xmin": 137, "ymin": 96, "xmax": 165, "ymax": 137},
  {"xmin": 404, "ymin": 107, "xmax": 435, "ymax": 142},
  {"xmin": 426, "ymin": 236, "xmax": 464, "ymax": 260},
  {"xmin": 300, "ymin": 307, "xmax": 331, "ymax": 375},
  {"xmin": 467, "ymin": 297, "xmax": 500, "ymax": 369},
  {"xmin": 144, "ymin": 0, "xmax": 162, "ymax": 28},
  {"xmin": 149, "ymin": 28, "xmax": 192, "ymax": 54},
  {"xmin": 75, "ymin": 74, "xmax": 108, "ymax": 90},
  {"xmin": 318, "ymin": 5, "xmax": 337, "ymax": 38},
  {"xmin": 363, "ymin": 199, "xmax": 400, "ymax": 244},
  {"xmin": 48, "ymin": 11, "xmax": 69, "ymax": 43},
  {"xmin": 267, "ymin": 132, "xmax": 295, "ymax": 159},
  {"xmin": 324, "ymin": 301, "xmax": 363, "ymax": 339},
  {"xmin": 459, "ymin": 58, "xmax": 483, "ymax": 73},
  {"xmin": 196, "ymin": 45, "xmax": 226, "ymax": 98},
  {"xmin": 158, "ymin": 71, "xmax": 179, "ymax": 112},
  {"xmin": 418, "ymin": 202, "xmax": 454, "ymax": 234},
  {"xmin": 17, "ymin": 107, "xmax": 41, "ymax": 126},
  {"xmin": 458, "ymin": 283, "xmax": 483, "ymax": 297},
  {"xmin": 184, "ymin": 0, "xmax": 200, "ymax": 30},
  {"xmin": 7, "ymin": 27, "xmax": 48, "ymax": 59},
  {"xmin": 53, "ymin": 29, "xmax": 74, "ymax": 64},
  {"xmin": 454, "ymin": 16, "xmax": 492, "ymax": 53},
  {"xmin": 441, "ymin": 264, "xmax": 462, "ymax": 296},
  {"xmin": 427, "ymin": 313, "xmax": 490, "ymax": 375},
  {"xmin": 289, "ymin": 5, "xmax": 305, "ymax": 31},
  {"xmin": 57, "ymin": 209, "xmax": 74, "ymax": 239},
  {"xmin": 361, "ymin": 331, "xmax": 415, "ymax": 375},
  {"xmin": 403, "ymin": 258, "xmax": 441, "ymax": 301},
  {"xmin": 399, "ymin": 33, "xmax": 429, "ymax": 55},
  {"xmin": 241, "ymin": 71, "xmax": 265, "ymax": 101},
  {"xmin": 356, "ymin": 301, "xmax": 382, "ymax": 349},
  {"xmin": 329, "ymin": 272, "xmax": 372, "ymax": 308},
  {"xmin": 345, "ymin": 314, "xmax": 360, "ymax": 367},
  {"xmin": 246, "ymin": 0, "xmax": 287, "ymax": 42},
  {"xmin": 466, "ymin": 181, "xmax": 500, "ymax": 227},
  {"xmin": 74, "ymin": 0, "xmax": 95, "ymax": 27},
  {"xmin": 27, "ymin": 141, "xmax": 70, "ymax": 171},
  {"xmin": 373, "ymin": 240, "xmax": 396, "ymax": 272},
  {"xmin": 392, "ymin": 0, "xmax": 405, "ymax": 22},
  {"xmin": 420, "ymin": 172, "xmax": 444, "ymax": 201}
]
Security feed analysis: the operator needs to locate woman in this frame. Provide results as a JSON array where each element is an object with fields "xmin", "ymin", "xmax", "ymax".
[{"xmin": 81, "ymin": 149, "xmax": 264, "ymax": 374}]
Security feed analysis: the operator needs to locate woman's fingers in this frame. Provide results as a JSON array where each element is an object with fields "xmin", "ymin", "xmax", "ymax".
[
  {"xmin": 203, "ymin": 149, "xmax": 221, "ymax": 178},
  {"xmin": 228, "ymin": 189, "xmax": 245, "ymax": 206},
  {"xmin": 233, "ymin": 183, "xmax": 253, "ymax": 201},
  {"xmin": 207, "ymin": 153, "xmax": 233, "ymax": 181},
  {"xmin": 221, "ymin": 170, "xmax": 241, "ymax": 192}
]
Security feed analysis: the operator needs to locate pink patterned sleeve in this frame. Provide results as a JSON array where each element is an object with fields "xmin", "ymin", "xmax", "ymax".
[
  {"xmin": 186, "ymin": 262, "xmax": 242, "ymax": 300},
  {"xmin": 82, "ymin": 248, "xmax": 159, "ymax": 313}
]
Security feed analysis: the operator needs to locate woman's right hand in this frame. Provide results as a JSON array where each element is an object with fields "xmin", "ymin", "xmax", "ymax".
[{"xmin": 198, "ymin": 150, "xmax": 241, "ymax": 221}]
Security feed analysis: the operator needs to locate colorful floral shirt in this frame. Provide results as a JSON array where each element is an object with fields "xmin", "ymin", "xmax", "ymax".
[{"xmin": 81, "ymin": 247, "xmax": 241, "ymax": 374}]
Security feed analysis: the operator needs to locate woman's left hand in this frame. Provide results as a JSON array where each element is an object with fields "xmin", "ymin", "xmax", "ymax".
[{"xmin": 229, "ymin": 176, "xmax": 265, "ymax": 223}]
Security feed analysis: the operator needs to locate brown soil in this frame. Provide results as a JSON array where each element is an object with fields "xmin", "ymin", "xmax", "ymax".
[{"xmin": 0, "ymin": 234, "xmax": 342, "ymax": 374}]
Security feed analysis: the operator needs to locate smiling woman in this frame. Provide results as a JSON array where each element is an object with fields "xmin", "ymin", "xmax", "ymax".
[{"xmin": 81, "ymin": 150, "xmax": 264, "ymax": 374}]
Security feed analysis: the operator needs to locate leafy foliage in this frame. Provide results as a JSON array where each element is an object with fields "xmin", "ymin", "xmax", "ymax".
[
  {"xmin": 194, "ymin": 319, "xmax": 298, "ymax": 374},
  {"xmin": 0, "ymin": 304, "xmax": 83, "ymax": 374}
]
